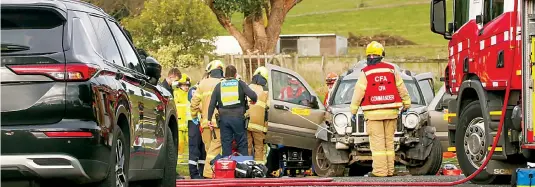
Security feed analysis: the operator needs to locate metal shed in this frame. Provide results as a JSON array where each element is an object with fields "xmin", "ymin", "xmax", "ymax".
[{"xmin": 275, "ymin": 33, "xmax": 348, "ymax": 56}]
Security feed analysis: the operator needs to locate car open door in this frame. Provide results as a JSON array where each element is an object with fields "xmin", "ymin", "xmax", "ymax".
[
  {"xmin": 265, "ymin": 64, "xmax": 325, "ymax": 150},
  {"xmin": 414, "ymin": 72, "xmax": 435, "ymax": 106}
]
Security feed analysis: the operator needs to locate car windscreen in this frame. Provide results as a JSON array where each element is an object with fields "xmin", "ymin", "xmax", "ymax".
[
  {"xmin": 331, "ymin": 79, "xmax": 424, "ymax": 106},
  {"xmin": 1, "ymin": 9, "xmax": 65, "ymax": 57}
]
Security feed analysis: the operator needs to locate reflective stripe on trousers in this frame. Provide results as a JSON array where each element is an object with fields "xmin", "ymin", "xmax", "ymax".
[
  {"xmin": 248, "ymin": 122, "xmax": 267, "ymax": 132},
  {"xmin": 367, "ymin": 119, "xmax": 397, "ymax": 177}
]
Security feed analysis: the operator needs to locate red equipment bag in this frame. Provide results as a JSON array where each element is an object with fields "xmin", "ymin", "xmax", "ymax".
[{"xmin": 213, "ymin": 158, "xmax": 237, "ymax": 179}]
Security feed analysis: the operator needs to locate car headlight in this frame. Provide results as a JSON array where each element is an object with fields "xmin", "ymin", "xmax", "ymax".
[
  {"xmin": 404, "ymin": 113, "xmax": 419, "ymax": 129},
  {"xmin": 333, "ymin": 113, "xmax": 349, "ymax": 127}
]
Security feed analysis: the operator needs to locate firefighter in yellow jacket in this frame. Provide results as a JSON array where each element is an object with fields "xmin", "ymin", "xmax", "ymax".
[
  {"xmin": 246, "ymin": 66, "xmax": 270, "ymax": 164},
  {"xmin": 190, "ymin": 60, "xmax": 225, "ymax": 178},
  {"xmin": 173, "ymin": 73, "xmax": 191, "ymax": 165},
  {"xmin": 350, "ymin": 41, "xmax": 411, "ymax": 177}
]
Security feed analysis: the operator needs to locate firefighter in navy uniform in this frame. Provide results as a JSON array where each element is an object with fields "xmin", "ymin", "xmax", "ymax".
[
  {"xmin": 350, "ymin": 41, "xmax": 411, "ymax": 177},
  {"xmin": 207, "ymin": 65, "xmax": 257, "ymax": 157},
  {"xmin": 246, "ymin": 66, "xmax": 270, "ymax": 164},
  {"xmin": 190, "ymin": 60, "xmax": 225, "ymax": 178}
]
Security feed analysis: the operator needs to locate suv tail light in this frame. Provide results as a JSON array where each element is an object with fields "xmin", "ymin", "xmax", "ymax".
[{"xmin": 6, "ymin": 63, "xmax": 99, "ymax": 82}]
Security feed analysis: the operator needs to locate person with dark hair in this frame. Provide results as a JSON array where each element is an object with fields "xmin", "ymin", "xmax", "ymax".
[
  {"xmin": 207, "ymin": 65, "xmax": 257, "ymax": 157},
  {"xmin": 161, "ymin": 68, "xmax": 182, "ymax": 93}
]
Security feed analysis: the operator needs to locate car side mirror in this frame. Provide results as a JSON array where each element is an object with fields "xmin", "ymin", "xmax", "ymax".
[{"xmin": 144, "ymin": 56, "xmax": 162, "ymax": 84}]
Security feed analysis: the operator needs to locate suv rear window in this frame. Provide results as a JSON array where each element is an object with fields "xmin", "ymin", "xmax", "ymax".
[{"xmin": 1, "ymin": 9, "xmax": 65, "ymax": 56}]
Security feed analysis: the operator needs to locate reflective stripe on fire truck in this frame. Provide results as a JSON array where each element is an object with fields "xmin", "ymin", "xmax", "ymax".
[{"xmin": 443, "ymin": 113, "xmax": 456, "ymax": 121}]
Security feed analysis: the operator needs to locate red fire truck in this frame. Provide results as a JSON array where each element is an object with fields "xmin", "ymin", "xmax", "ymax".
[{"xmin": 430, "ymin": 0, "xmax": 534, "ymax": 184}]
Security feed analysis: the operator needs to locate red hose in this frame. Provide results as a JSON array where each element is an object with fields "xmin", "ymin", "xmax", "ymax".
[
  {"xmin": 179, "ymin": 97, "xmax": 508, "ymax": 187},
  {"xmin": 176, "ymin": 178, "xmax": 333, "ymax": 186},
  {"xmin": 182, "ymin": 78, "xmax": 512, "ymax": 186}
]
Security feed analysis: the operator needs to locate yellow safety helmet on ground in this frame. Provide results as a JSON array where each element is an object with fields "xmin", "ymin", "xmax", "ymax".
[
  {"xmin": 178, "ymin": 73, "xmax": 191, "ymax": 86},
  {"xmin": 207, "ymin": 60, "xmax": 225, "ymax": 72},
  {"xmin": 365, "ymin": 41, "xmax": 385, "ymax": 57},
  {"xmin": 253, "ymin": 66, "xmax": 269, "ymax": 80}
]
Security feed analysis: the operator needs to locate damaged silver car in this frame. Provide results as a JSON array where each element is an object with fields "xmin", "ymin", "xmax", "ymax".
[{"xmin": 314, "ymin": 62, "xmax": 443, "ymax": 177}]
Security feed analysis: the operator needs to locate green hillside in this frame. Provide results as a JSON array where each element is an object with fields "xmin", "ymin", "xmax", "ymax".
[{"xmin": 217, "ymin": 0, "xmax": 453, "ymax": 59}]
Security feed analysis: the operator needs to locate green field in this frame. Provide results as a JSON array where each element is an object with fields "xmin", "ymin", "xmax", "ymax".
[{"xmin": 215, "ymin": 0, "xmax": 453, "ymax": 59}]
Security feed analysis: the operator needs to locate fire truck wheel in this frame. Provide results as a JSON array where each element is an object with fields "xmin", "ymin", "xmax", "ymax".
[
  {"xmin": 455, "ymin": 101, "xmax": 509, "ymax": 184},
  {"xmin": 407, "ymin": 138, "xmax": 443, "ymax": 175},
  {"xmin": 312, "ymin": 140, "xmax": 345, "ymax": 177}
]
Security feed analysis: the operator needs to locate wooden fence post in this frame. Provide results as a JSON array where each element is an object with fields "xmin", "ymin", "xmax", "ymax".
[
  {"xmin": 293, "ymin": 55, "xmax": 298, "ymax": 70},
  {"xmin": 321, "ymin": 55, "xmax": 325, "ymax": 74}
]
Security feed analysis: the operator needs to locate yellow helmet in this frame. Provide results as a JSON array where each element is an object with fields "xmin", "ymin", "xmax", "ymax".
[
  {"xmin": 365, "ymin": 41, "xmax": 385, "ymax": 57},
  {"xmin": 207, "ymin": 60, "xmax": 225, "ymax": 72},
  {"xmin": 253, "ymin": 66, "xmax": 269, "ymax": 80},
  {"xmin": 178, "ymin": 73, "xmax": 191, "ymax": 85},
  {"xmin": 205, "ymin": 62, "xmax": 212, "ymax": 72}
]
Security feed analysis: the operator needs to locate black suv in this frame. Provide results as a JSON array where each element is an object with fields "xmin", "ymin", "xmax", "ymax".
[{"xmin": 1, "ymin": 1, "xmax": 178, "ymax": 186}]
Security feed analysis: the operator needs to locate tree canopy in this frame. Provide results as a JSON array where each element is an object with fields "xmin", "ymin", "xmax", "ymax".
[
  {"xmin": 207, "ymin": 0, "xmax": 302, "ymax": 54},
  {"xmin": 122, "ymin": 0, "xmax": 220, "ymax": 68}
]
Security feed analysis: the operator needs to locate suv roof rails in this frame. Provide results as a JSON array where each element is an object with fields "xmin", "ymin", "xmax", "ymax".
[{"xmin": 62, "ymin": 0, "xmax": 109, "ymax": 17}]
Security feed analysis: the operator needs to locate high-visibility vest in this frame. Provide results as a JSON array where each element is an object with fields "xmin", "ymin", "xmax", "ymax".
[
  {"xmin": 360, "ymin": 62, "xmax": 403, "ymax": 111},
  {"xmin": 248, "ymin": 84, "xmax": 268, "ymax": 132},
  {"xmin": 174, "ymin": 88, "xmax": 192, "ymax": 131},
  {"xmin": 220, "ymin": 79, "xmax": 241, "ymax": 106}
]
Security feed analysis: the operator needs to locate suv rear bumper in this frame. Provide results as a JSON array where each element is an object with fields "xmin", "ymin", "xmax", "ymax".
[
  {"xmin": 2, "ymin": 154, "xmax": 91, "ymax": 182},
  {"xmin": 1, "ymin": 119, "xmax": 111, "ymax": 183},
  {"xmin": 1, "ymin": 155, "xmax": 109, "ymax": 184}
]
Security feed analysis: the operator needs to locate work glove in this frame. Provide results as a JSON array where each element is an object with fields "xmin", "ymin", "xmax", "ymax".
[{"xmin": 401, "ymin": 107, "xmax": 408, "ymax": 114}]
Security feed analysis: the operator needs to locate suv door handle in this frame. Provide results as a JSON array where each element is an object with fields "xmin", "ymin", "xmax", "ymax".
[{"xmin": 274, "ymin": 104, "xmax": 289, "ymax": 111}]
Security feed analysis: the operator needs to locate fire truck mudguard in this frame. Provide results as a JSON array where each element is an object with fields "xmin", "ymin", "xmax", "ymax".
[{"xmin": 456, "ymin": 80, "xmax": 492, "ymax": 132}]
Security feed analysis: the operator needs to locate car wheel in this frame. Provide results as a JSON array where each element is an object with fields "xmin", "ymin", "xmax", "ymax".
[
  {"xmin": 455, "ymin": 101, "xmax": 509, "ymax": 184},
  {"xmin": 94, "ymin": 124, "xmax": 129, "ymax": 187},
  {"xmin": 312, "ymin": 140, "xmax": 344, "ymax": 177},
  {"xmin": 407, "ymin": 137, "xmax": 443, "ymax": 175},
  {"xmin": 348, "ymin": 164, "xmax": 372, "ymax": 176},
  {"xmin": 153, "ymin": 126, "xmax": 178, "ymax": 187}
]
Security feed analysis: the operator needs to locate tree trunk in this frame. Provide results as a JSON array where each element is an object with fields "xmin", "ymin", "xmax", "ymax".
[{"xmin": 208, "ymin": 0, "xmax": 301, "ymax": 79}]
